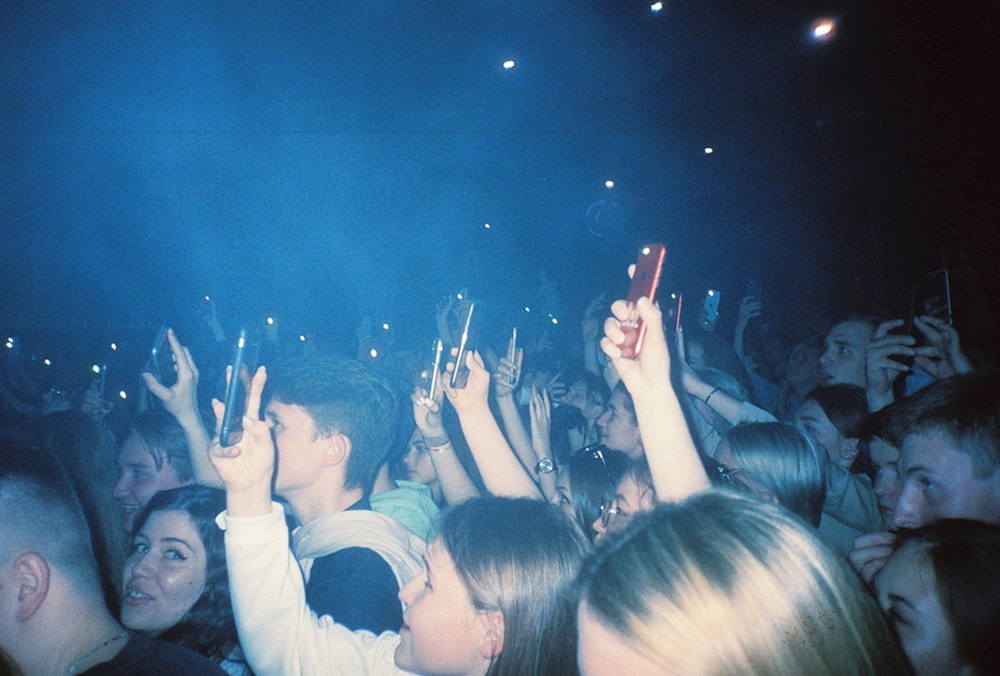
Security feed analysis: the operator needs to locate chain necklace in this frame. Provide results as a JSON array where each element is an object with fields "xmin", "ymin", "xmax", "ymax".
[{"xmin": 66, "ymin": 631, "xmax": 129, "ymax": 675}]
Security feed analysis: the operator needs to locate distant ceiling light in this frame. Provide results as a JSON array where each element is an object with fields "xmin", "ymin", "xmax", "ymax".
[
  {"xmin": 484, "ymin": 222, "xmax": 491, "ymax": 229},
  {"xmin": 266, "ymin": 317, "xmax": 275, "ymax": 325},
  {"xmin": 605, "ymin": 180, "xmax": 615, "ymax": 189},
  {"xmin": 650, "ymin": 2, "xmax": 664, "ymax": 12},
  {"xmin": 502, "ymin": 60, "xmax": 516, "ymax": 70},
  {"xmin": 110, "ymin": 342, "xmax": 117, "ymax": 351},
  {"xmin": 524, "ymin": 306, "xmax": 531, "ymax": 313},
  {"xmin": 382, "ymin": 323, "xmax": 390, "ymax": 330},
  {"xmin": 43, "ymin": 358, "xmax": 52, "ymax": 366},
  {"xmin": 299, "ymin": 335, "xmax": 306, "ymax": 342},
  {"xmin": 119, "ymin": 390, "xmax": 127, "ymax": 399},
  {"xmin": 704, "ymin": 147, "xmax": 714, "ymax": 154},
  {"xmin": 550, "ymin": 317, "xmax": 559, "ymax": 325},
  {"xmin": 811, "ymin": 18, "xmax": 836, "ymax": 41},
  {"xmin": 370, "ymin": 348, "xmax": 379, "ymax": 358},
  {"xmin": 91, "ymin": 364, "xmax": 101, "ymax": 373}
]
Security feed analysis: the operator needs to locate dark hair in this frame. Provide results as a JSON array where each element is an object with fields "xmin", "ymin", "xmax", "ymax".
[
  {"xmin": 898, "ymin": 520, "xmax": 1000, "ymax": 674},
  {"xmin": 128, "ymin": 485, "xmax": 240, "ymax": 665},
  {"xmin": 266, "ymin": 355, "xmax": 401, "ymax": 492},
  {"xmin": 804, "ymin": 384, "xmax": 868, "ymax": 439},
  {"xmin": 130, "ymin": 412, "xmax": 193, "ymax": 482},
  {"xmin": 440, "ymin": 497, "xmax": 588, "ymax": 676},
  {"xmin": 859, "ymin": 399, "xmax": 909, "ymax": 446},
  {"xmin": 565, "ymin": 445, "xmax": 631, "ymax": 541},
  {"xmin": 613, "ymin": 382, "xmax": 637, "ymax": 424},
  {"xmin": 895, "ymin": 371, "xmax": 1000, "ymax": 477}
]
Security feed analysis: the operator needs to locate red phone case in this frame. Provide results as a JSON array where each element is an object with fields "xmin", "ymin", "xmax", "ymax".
[{"xmin": 620, "ymin": 244, "xmax": 666, "ymax": 359}]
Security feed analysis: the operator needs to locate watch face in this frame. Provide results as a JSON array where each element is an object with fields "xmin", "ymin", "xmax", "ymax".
[{"xmin": 536, "ymin": 457, "xmax": 555, "ymax": 474}]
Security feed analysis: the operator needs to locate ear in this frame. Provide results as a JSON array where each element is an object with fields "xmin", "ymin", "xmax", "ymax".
[
  {"xmin": 321, "ymin": 431, "xmax": 351, "ymax": 468},
  {"xmin": 476, "ymin": 609, "xmax": 505, "ymax": 660},
  {"xmin": 13, "ymin": 552, "xmax": 50, "ymax": 621}
]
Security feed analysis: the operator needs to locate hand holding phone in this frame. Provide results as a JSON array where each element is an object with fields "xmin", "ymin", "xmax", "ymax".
[
  {"xmin": 219, "ymin": 330, "xmax": 248, "ymax": 447},
  {"xmin": 143, "ymin": 326, "xmax": 177, "ymax": 388},
  {"xmin": 620, "ymin": 244, "xmax": 666, "ymax": 359},
  {"xmin": 425, "ymin": 339, "xmax": 444, "ymax": 404},
  {"xmin": 449, "ymin": 302, "xmax": 476, "ymax": 388}
]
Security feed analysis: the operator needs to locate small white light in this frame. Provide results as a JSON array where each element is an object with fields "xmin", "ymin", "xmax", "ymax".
[
  {"xmin": 119, "ymin": 390, "xmax": 127, "ymax": 399},
  {"xmin": 266, "ymin": 317, "xmax": 275, "ymax": 325},
  {"xmin": 4, "ymin": 339, "xmax": 12, "ymax": 349},
  {"xmin": 642, "ymin": 246, "xmax": 651, "ymax": 255},
  {"xmin": 605, "ymin": 180, "xmax": 615, "ymax": 189},
  {"xmin": 812, "ymin": 18, "xmax": 835, "ymax": 40},
  {"xmin": 502, "ymin": 60, "xmax": 516, "ymax": 70},
  {"xmin": 524, "ymin": 306, "xmax": 531, "ymax": 313},
  {"xmin": 370, "ymin": 348, "xmax": 379, "ymax": 358},
  {"xmin": 708, "ymin": 289, "xmax": 716, "ymax": 296},
  {"xmin": 484, "ymin": 223, "xmax": 491, "ymax": 229},
  {"xmin": 651, "ymin": 1, "xmax": 664, "ymax": 12},
  {"xmin": 110, "ymin": 342, "xmax": 117, "ymax": 351},
  {"xmin": 43, "ymin": 358, "xmax": 52, "ymax": 366},
  {"xmin": 299, "ymin": 335, "xmax": 306, "ymax": 342},
  {"xmin": 382, "ymin": 323, "xmax": 390, "ymax": 330},
  {"xmin": 704, "ymin": 147, "xmax": 714, "ymax": 154},
  {"xmin": 457, "ymin": 293, "xmax": 464, "ymax": 300},
  {"xmin": 551, "ymin": 317, "xmax": 559, "ymax": 325},
  {"xmin": 91, "ymin": 364, "xmax": 101, "ymax": 374}
]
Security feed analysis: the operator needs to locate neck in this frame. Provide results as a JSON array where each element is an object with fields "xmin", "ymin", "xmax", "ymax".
[
  {"xmin": 370, "ymin": 464, "xmax": 395, "ymax": 495},
  {"xmin": 285, "ymin": 483, "xmax": 365, "ymax": 525},
  {"xmin": 18, "ymin": 604, "xmax": 125, "ymax": 676}
]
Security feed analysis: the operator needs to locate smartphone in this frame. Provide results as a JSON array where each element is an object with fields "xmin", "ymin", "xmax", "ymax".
[
  {"xmin": 144, "ymin": 326, "xmax": 177, "ymax": 388},
  {"xmin": 744, "ymin": 279, "xmax": 762, "ymax": 303},
  {"xmin": 427, "ymin": 339, "xmax": 444, "ymax": 400},
  {"xmin": 450, "ymin": 302, "xmax": 476, "ymax": 388},
  {"xmin": 620, "ymin": 243, "xmax": 666, "ymax": 359},
  {"xmin": 700, "ymin": 289, "xmax": 721, "ymax": 329},
  {"xmin": 918, "ymin": 269, "xmax": 952, "ymax": 324},
  {"xmin": 672, "ymin": 292, "xmax": 684, "ymax": 333},
  {"xmin": 219, "ymin": 329, "xmax": 248, "ymax": 447}
]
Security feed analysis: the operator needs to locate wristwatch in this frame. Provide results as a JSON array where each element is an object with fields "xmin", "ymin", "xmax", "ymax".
[{"xmin": 534, "ymin": 457, "xmax": 555, "ymax": 474}]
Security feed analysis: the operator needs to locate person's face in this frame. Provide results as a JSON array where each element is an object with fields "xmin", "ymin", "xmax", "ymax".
[
  {"xmin": 402, "ymin": 430, "xmax": 437, "ymax": 487},
  {"xmin": 114, "ymin": 431, "xmax": 188, "ymax": 533},
  {"xmin": 595, "ymin": 390, "xmax": 643, "ymax": 459},
  {"xmin": 592, "ymin": 473, "xmax": 654, "ymax": 542},
  {"xmin": 396, "ymin": 538, "xmax": 493, "ymax": 676},
  {"xmin": 550, "ymin": 468, "xmax": 575, "ymax": 521},
  {"xmin": 894, "ymin": 430, "xmax": 1000, "ymax": 529},
  {"xmin": 794, "ymin": 399, "xmax": 856, "ymax": 468},
  {"xmin": 876, "ymin": 541, "xmax": 965, "ymax": 676},
  {"xmin": 819, "ymin": 321, "xmax": 873, "ymax": 387},
  {"xmin": 869, "ymin": 437, "xmax": 902, "ymax": 530},
  {"xmin": 121, "ymin": 510, "xmax": 207, "ymax": 637},
  {"xmin": 265, "ymin": 400, "xmax": 333, "ymax": 497},
  {"xmin": 785, "ymin": 342, "xmax": 823, "ymax": 389},
  {"xmin": 577, "ymin": 601, "xmax": 664, "ymax": 676}
]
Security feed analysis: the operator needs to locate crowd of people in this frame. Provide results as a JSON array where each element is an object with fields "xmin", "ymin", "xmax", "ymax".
[{"xmin": 1, "ymin": 258, "xmax": 998, "ymax": 675}]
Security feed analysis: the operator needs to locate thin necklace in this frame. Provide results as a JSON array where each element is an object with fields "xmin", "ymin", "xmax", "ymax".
[{"xmin": 66, "ymin": 630, "xmax": 129, "ymax": 675}]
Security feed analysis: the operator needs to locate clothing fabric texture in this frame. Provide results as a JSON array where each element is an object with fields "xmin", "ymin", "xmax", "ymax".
[
  {"xmin": 370, "ymin": 480, "xmax": 440, "ymax": 541},
  {"xmin": 81, "ymin": 634, "xmax": 226, "ymax": 675}
]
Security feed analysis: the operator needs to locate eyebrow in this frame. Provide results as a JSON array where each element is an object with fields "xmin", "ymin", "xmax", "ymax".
[{"xmin": 158, "ymin": 537, "xmax": 194, "ymax": 549}]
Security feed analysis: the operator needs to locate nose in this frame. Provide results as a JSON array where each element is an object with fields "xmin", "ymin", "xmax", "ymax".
[
  {"xmin": 819, "ymin": 348, "xmax": 833, "ymax": 367},
  {"xmin": 130, "ymin": 550, "xmax": 156, "ymax": 579},
  {"xmin": 591, "ymin": 514, "xmax": 606, "ymax": 540},
  {"xmin": 595, "ymin": 409, "xmax": 609, "ymax": 429},
  {"xmin": 891, "ymin": 483, "xmax": 925, "ymax": 530},
  {"xmin": 113, "ymin": 474, "xmax": 130, "ymax": 500},
  {"xmin": 398, "ymin": 570, "xmax": 423, "ymax": 605}
]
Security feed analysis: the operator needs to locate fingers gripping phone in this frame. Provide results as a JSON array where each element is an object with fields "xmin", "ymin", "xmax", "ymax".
[
  {"xmin": 620, "ymin": 244, "xmax": 666, "ymax": 359},
  {"xmin": 450, "ymin": 302, "xmax": 476, "ymax": 388},
  {"xmin": 219, "ymin": 329, "xmax": 248, "ymax": 447},
  {"xmin": 143, "ymin": 326, "xmax": 177, "ymax": 388}
]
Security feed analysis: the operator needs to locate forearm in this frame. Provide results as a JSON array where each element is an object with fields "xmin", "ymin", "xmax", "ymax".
[
  {"xmin": 176, "ymin": 412, "xmax": 221, "ymax": 487},
  {"xmin": 424, "ymin": 439, "xmax": 481, "ymax": 505},
  {"xmin": 495, "ymin": 395, "xmax": 539, "ymax": 473},
  {"xmin": 457, "ymin": 405, "xmax": 542, "ymax": 499}
]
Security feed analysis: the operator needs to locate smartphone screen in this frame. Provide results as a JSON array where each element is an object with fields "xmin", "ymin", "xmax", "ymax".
[
  {"xmin": 620, "ymin": 243, "xmax": 666, "ymax": 359},
  {"xmin": 219, "ymin": 329, "xmax": 248, "ymax": 447},
  {"xmin": 427, "ymin": 339, "xmax": 444, "ymax": 400},
  {"xmin": 450, "ymin": 302, "xmax": 476, "ymax": 388},
  {"xmin": 701, "ymin": 289, "xmax": 721, "ymax": 328}
]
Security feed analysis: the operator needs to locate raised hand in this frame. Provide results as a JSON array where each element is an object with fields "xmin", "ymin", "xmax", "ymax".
[
  {"xmin": 209, "ymin": 365, "xmax": 272, "ymax": 500},
  {"xmin": 865, "ymin": 320, "xmax": 915, "ymax": 409},
  {"xmin": 849, "ymin": 531, "xmax": 896, "ymax": 584},
  {"xmin": 492, "ymin": 353, "xmax": 522, "ymax": 399},
  {"xmin": 142, "ymin": 328, "xmax": 202, "ymax": 425},
  {"xmin": 912, "ymin": 315, "xmax": 974, "ymax": 378},
  {"xmin": 442, "ymin": 349, "xmax": 491, "ymax": 414}
]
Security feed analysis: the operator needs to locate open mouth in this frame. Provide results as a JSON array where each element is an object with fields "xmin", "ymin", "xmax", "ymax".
[{"xmin": 124, "ymin": 585, "xmax": 153, "ymax": 602}]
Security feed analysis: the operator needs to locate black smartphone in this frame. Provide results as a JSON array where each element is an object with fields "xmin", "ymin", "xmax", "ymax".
[
  {"xmin": 918, "ymin": 269, "xmax": 952, "ymax": 324},
  {"xmin": 450, "ymin": 302, "xmax": 476, "ymax": 388},
  {"xmin": 744, "ymin": 279, "xmax": 762, "ymax": 303},
  {"xmin": 143, "ymin": 326, "xmax": 177, "ymax": 388},
  {"xmin": 219, "ymin": 329, "xmax": 248, "ymax": 447},
  {"xmin": 427, "ymin": 339, "xmax": 444, "ymax": 401},
  {"xmin": 672, "ymin": 292, "xmax": 684, "ymax": 333},
  {"xmin": 620, "ymin": 243, "xmax": 666, "ymax": 359}
]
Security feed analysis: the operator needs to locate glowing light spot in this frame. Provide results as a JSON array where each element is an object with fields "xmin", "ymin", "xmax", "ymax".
[
  {"xmin": 382, "ymin": 323, "xmax": 390, "ymax": 330},
  {"xmin": 811, "ymin": 18, "xmax": 836, "ymax": 41},
  {"xmin": 642, "ymin": 246, "xmax": 651, "ymax": 255},
  {"xmin": 551, "ymin": 317, "xmax": 559, "ymax": 325},
  {"xmin": 457, "ymin": 293, "xmax": 464, "ymax": 300},
  {"xmin": 502, "ymin": 60, "xmax": 516, "ymax": 70},
  {"xmin": 650, "ymin": 2, "xmax": 663, "ymax": 12},
  {"xmin": 110, "ymin": 342, "xmax": 118, "ymax": 351},
  {"xmin": 119, "ymin": 390, "xmax": 128, "ymax": 399},
  {"xmin": 484, "ymin": 223, "xmax": 491, "ymax": 229},
  {"xmin": 43, "ymin": 358, "xmax": 52, "ymax": 366},
  {"xmin": 369, "ymin": 348, "xmax": 379, "ymax": 358},
  {"xmin": 4, "ymin": 339, "xmax": 12, "ymax": 349},
  {"xmin": 605, "ymin": 180, "xmax": 615, "ymax": 189},
  {"xmin": 708, "ymin": 289, "xmax": 716, "ymax": 297},
  {"xmin": 524, "ymin": 306, "xmax": 531, "ymax": 313},
  {"xmin": 704, "ymin": 147, "xmax": 714, "ymax": 154},
  {"xmin": 266, "ymin": 317, "xmax": 275, "ymax": 325},
  {"xmin": 91, "ymin": 364, "xmax": 101, "ymax": 373},
  {"xmin": 299, "ymin": 335, "xmax": 306, "ymax": 342}
]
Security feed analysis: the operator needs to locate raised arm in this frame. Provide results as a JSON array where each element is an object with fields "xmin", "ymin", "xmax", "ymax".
[
  {"xmin": 143, "ymin": 328, "xmax": 219, "ymax": 486},
  {"xmin": 602, "ymin": 296, "xmax": 711, "ymax": 501},
  {"xmin": 410, "ymin": 385, "xmax": 480, "ymax": 505},
  {"xmin": 443, "ymin": 350, "xmax": 542, "ymax": 499},
  {"xmin": 492, "ymin": 349, "xmax": 540, "ymax": 479}
]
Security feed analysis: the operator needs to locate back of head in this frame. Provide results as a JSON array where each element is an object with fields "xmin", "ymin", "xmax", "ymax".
[
  {"xmin": 898, "ymin": 371, "xmax": 1000, "ymax": 477},
  {"xmin": 131, "ymin": 411, "xmax": 194, "ymax": 483},
  {"xmin": 129, "ymin": 485, "xmax": 237, "ymax": 662},
  {"xmin": 804, "ymin": 383, "xmax": 868, "ymax": 438},
  {"xmin": 578, "ymin": 491, "xmax": 906, "ymax": 674},
  {"xmin": 266, "ymin": 354, "xmax": 401, "ymax": 492},
  {"xmin": 0, "ymin": 444, "xmax": 101, "ymax": 603},
  {"xmin": 440, "ymin": 496, "xmax": 589, "ymax": 676},
  {"xmin": 725, "ymin": 422, "xmax": 826, "ymax": 527}
]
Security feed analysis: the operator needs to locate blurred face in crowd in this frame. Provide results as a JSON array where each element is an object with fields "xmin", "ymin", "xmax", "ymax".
[
  {"xmin": 592, "ymin": 472, "xmax": 654, "ymax": 542},
  {"xmin": 395, "ymin": 538, "xmax": 493, "ymax": 675},
  {"xmin": 596, "ymin": 389, "xmax": 643, "ymax": 459},
  {"xmin": 121, "ymin": 510, "xmax": 207, "ymax": 636},
  {"xmin": 402, "ymin": 430, "xmax": 437, "ymax": 488},
  {"xmin": 869, "ymin": 437, "xmax": 902, "ymax": 530},
  {"xmin": 114, "ymin": 431, "xmax": 189, "ymax": 533},
  {"xmin": 265, "ymin": 400, "xmax": 333, "ymax": 498},
  {"xmin": 551, "ymin": 468, "xmax": 575, "ymax": 520},
  {"xmin": 876, "ymin": 541, "xmax": 964, "ymax": 676},
  {"xmin": 794, "ymin": 399, "xmax": 858, "ymax": 469},
  {"xmin": 819, "ymin": 321, "xmax": 873, "ymax": 388},
  {"xmin": 894, "ymin": 430, "xmax": 1000, "ymax": 529},
  {"xmin": 784, "ymin": 341, "xmax": 824, "ymax": 392}
]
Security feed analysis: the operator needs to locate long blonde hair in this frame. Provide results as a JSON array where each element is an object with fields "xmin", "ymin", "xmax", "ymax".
[{"xmin": 578, "ymin": 491, "xmax": 907, "ymax": 674}]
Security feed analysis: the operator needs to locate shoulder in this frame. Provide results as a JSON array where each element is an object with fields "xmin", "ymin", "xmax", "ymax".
[{"xmin": 82, "ymin": 635, "xmax": 226, "ymax": 675}]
